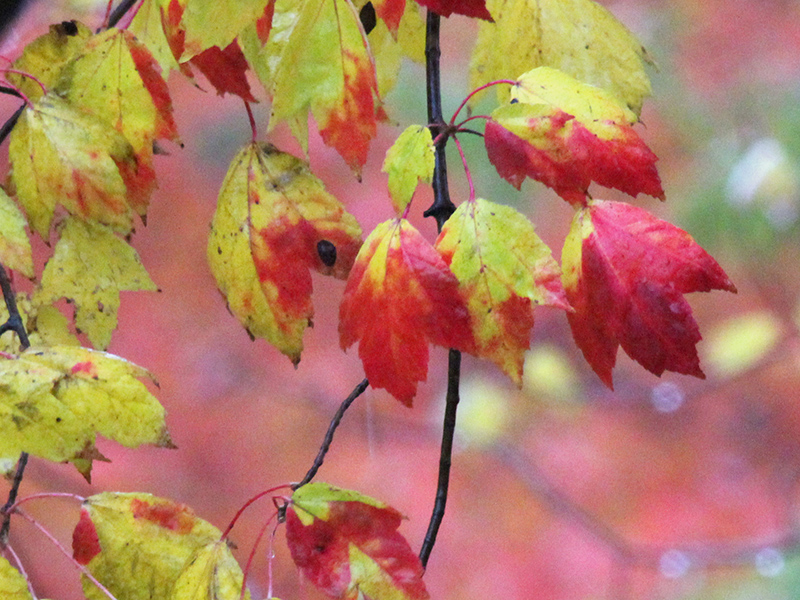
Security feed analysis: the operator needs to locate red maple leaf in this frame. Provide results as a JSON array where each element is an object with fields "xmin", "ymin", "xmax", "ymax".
[
  {"xmin": 339, "ymin": 218, "xmax": 474, "ymax": 404},
  {"xmin": 416, "ymin": 0, "xmax": 493, "ymax": 21},
  {"xmin": 562, "ymin": 200, "xmax": 736, "ymax": 388}
]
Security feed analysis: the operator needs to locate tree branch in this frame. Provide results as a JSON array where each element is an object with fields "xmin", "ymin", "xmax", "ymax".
[
  {"xmin": 293, "ymin": 378, "xmax": 369, "ymax": 490},
  {"xmin": 107, "ymin": 0, "xmax": 140, "ymax": 28},
  {"xmin": 0, "ymin": 264, "xmax": 30, "ymax": 548}
]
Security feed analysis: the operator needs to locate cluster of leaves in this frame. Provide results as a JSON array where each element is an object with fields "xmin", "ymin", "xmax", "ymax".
[{"xmin": 0, "ymin": 0, "xmax": 737, "ymax": 598}]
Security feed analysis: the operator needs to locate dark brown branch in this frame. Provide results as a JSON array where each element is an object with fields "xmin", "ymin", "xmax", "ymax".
[
  {"xmin": 0, "ymin": 264, "xmax": 30, "ymax": 548},
  {"xmin": 293, "ymin": 378, "xmax": 369, "ymax": 490},
  {"xmin": 107, "ymin": 0, "xmax": 140, "ymax": 28},
  {"xmin": 0, "ymin": 104, "xmax": 24, "ymax": 148}
]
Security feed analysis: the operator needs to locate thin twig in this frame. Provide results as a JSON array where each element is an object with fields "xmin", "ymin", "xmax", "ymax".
[
  {"xmin": 419, "ymin": 349, "xmax": 461, "ymax": 568},
  {"xmin": 0, "ymin": 454, "xmax": 28, "ymax": 548},
  {"xmin": 293, "ymin": 378, "xmax": 369, "ymax": 490},
  {"xmin": 0, "ymin": 103, "xmax": 23, "ymax": 147},
  {"xmin": 107, "ymin": 0, "xmax": 140, "ymax": 29}
]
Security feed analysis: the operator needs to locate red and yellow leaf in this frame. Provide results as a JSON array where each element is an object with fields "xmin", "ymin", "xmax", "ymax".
[
  {"xmin": 9, "ymin": 94, "xmax": 138, "ymax": 237},
  {"xmin": 485, "ymin": 67, "xmax": 663, "ymax": 205},
  {"xmin": 266, "ymin": 0, "xmax": 383, "ymax": 173},
  {"xmin": 208, "ymin": 142, "xmax": 362, "ymax": 364},
  {"xmin": 416, "ymin": 0, "xmax": 492, "ymax": 20},
  {"xmin": 470, "ymin": 0, "xmax": 652, "ymax": 115},
  {"xmin": 373, "ymin": 0, "xmax": 406, "ymax": 35},
  {"xmin": 0, "ymin": 346, "xmax": 170, "ymax": 479},
  {"xmin": 561, "ymin": 200, "xmax": 737, "ymax": 388},
  {"xmin": 286, "ymin": 482, "xmax": 429, "ymax": 600},
  {"xmin": 435, "ymin": 198, "xmax": 569, "ymax": 384},
  {"xmin": 339, "ymin": 218, "xmax": 473, "ymax": 404},
  {"xmin": 74, "ymin": 492, "xmax": 248, "ymax": 600}
]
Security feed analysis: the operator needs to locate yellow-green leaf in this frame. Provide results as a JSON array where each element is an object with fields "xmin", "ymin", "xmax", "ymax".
[
  {"xmin": 9, "ymin": 94, "xmax": 137, "ymax": 237},
  {"xmin": 171, "ymin": 541, "xmax": 251, "ymax": 600},
  {"xmin": 208, "ymin": 142, "xmax": 362, "ymax": 364},
  {"xmin": 382, "ymin": 125, "xmax": 434, "ymax": 215},
  {"xmin": 0, "ymin": 187, "xmax": 33, "ymax": 278},
  {"xmin": 35, "ymin": 218, "xmax": 157, "ymax": 350},
  {"xmin": 470, "ymin": 0, "xmax": 652, "ymax": 115},
  {"xmin": 435, "ymin": 198, "xmax": 569, "ymax": 384},
  {"xmin": 176, "ymin": 0, "xmax": 271, "ymax": 59},
  {"xmin": 0, "ymin": 293, "xmax": 81, "ymax": 354},
  {"xmin": 0, "ymin": 556, "xmax": 32, "ymax": 600},
  {"xmin": 7, "ymin": 20, "xmax": 92, "ymax": 102},
  {"xmin": 0, "ymin": 346, "xmax": 170, "ymax": 477},
  {"xmin": 366, "ymin": 2, "xmax": 425, "ymax": 97},
  {"xmin": 129, "ymin": 0, "xmax": 182, "ymax": 73},
  {"xmin": 77, "ymin": 492, "xmax": 221, "ymax": 600}
]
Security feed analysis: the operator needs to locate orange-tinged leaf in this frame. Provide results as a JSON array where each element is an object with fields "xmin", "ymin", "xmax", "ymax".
[
  {"xmin": 470, "ymin": 0, "xmax": 652, "ymax": 115},
  {"xmin": 0, "ymin": 346, "xmax": 170, "ymax": 477},
  {"xmin": 267, "ymin": 0, "xmax": 382, "ymax": 173},
  {"xmin": 417, "ymin": 0, "xmax": 492, "ymax": 20},
  {"xmin": 0, "ymin": 556, "xmax": 33, "ymax": 600},
  {"xmin": 8, "ymin": 94, "xmax": 137, "ymax": 237},
  {"xmin": 0, "ymin": 187, "xmax": 33, "ymax": 278},
  {"xmin": 372, "ymin": 0, "xmax": 406, "ymax": 35},
  {"xmin": 435, "ymin": 198, "xmax": 569, "ymax": 384},
  {"xmin": 286, "ymin": 482, "xmax": 429, "ymax": 600},
  {"xmin": 485, "ymin": 68, "xmax": 663, "ymax": 205},
  {"xmin": 561, "ymin": 200, "xmax": 737, "ymax": 388},
  {"xmin": 129, "ymin": 0, "xmax": 183, "ymax": 73},
  {"xmin": 35, "ymin": 218, "xmax": 157, "ymax": 350},
  {"xmin": 7, "ymin": 20, "xmax": 92, "ymax": 102},
  {"xmin": 55, "ymin": 27, "xmax": 179, "ymax": 214},
  {"xmin": 339, "ymin": 218, "xmax": 473, "ymax": 404},
  {"xmin": 382, "ymin": 125, "xmax": 434, "ymax": 215},
  {"xmin": 209, "ymin": 142, "xmax": 362, "ymax": 364},
  {"xmin": 75, "ymin": 492, "xmax": 229, "ymax": 600}
]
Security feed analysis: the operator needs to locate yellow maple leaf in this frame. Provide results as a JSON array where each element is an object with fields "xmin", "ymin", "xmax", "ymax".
[
  {"xmin": 382, "ymin": 125, "xmax": 434, "ymax": 215},
  {"xmin": 35, "ymin": 218, "xmax": 157, "ymax": 350},
  {"xmin": 9, "ymin": 94, "xmax": 137, "ymax": 237},
  {"xmin": 0, "ymin": 187, "xmax": 33, "ymax": 278},
  {"xmin": 469, "ymin": 0, "xmax": 652, "ymax": 116},
  {"xmin": 0, "ymin": 346, "xmax": 170, "ymax": 478},
  {"xmin": 0, "ymin": 556, "xmax": 32, "ymax": 600},
  {"xmin": 208, "ymin": 142, "xmax": 362, "ymax": 364},
  {"xmin": 129, "ymin": 0, "xmax": 183, "ymax": 73},
  {"xmin": 76, "ymin": 492, "xmax": 233, "ymax": 600},
  {"xmin": 0, "ymin": 293, "xmax": 80, "ymax": 354},
  {"xmin": 171, "ymin": 541, "xmax": 251, "ymax": 600},
  {"xmin": 7, "ymin": 20, "xmax": 92, "ymax": 102}
]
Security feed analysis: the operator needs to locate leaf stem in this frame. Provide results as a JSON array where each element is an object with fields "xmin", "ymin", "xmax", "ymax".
[
  {"xmin": 221, "ymin": 484, "xmax": 292, "ymax": 539},
  {"xmin": 449, "ymin": 79, "xmax": 516, "ymax": 127},
  {"xmin": 451, "ymin": 136, "xmax": 475, "ymax": 202},
  {"xmin": 293, "ymin": 378, "xmax": 369, "ymax": 490},
  {"xmin": 419, "ymin": 348, "xmax": 462, "ymax": 568},
  {"xmin": 244, "ymin": 101, "xmax": 257, "ymax": 142}
]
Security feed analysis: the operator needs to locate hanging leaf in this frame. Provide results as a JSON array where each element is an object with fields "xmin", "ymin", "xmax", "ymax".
[
  {"xmin": 0, "ymin": 556, "xmax": 33, "ymax": 600},
  {"xmin": 561, "ymin": 200, "xmax": 737, "ymax": 388},
  {"xmin": 0, "ymin": 346, "xmax": 170, "ymax": 479},
  {"xmin": 35, "ymin": 218, "xmax": 158, "ymax": 350},
  {"xmin": 367, "ymin": 1, "xmax": 425, "ymax": 97},
  {"xmin": 382, "ymin": 125, "xmax": 434, "ymax": 215},
  {"xmin": 74, "ymin": 492, "xmax": 247, "ymax": 600},
  {"xmin": 129, "ymin": 0, "xmax": 183, "ymax": 73},
  {"xmin": 339, "ymin": 218, "xmax": 474, "ymax": 404},
  {"xmin": 485, "ymin": 67, "xmax": 663, "ymax": 205},
  {"xmin": 7, "ymin": 20, "xmax": 92, "ymax": 102},
  {"xmin": 209, "ymin": 142, "xmax": 362, "ymax": 364},
  {"xmin": 264, "ymin": 0, "xmax": 383, "ymax": 173},
  {"xmin": 0, "ymin": 187, "xmax": 33, "ymax": 278},
  {"xmin": 470, "ymin": 0, "xmax": 652, "ymax": 115},
  {"xmin": 416, "ymin": 0, "xmax": 492, "ymax": 20},
  {"xmin": 286, "ymin": 482, "xmax": 429, "ymax": 600},
  {"xmin": 9, "ymin": 94, "xmax": 138, "ymax": 237},
  {"xmin": 188, "ymin": 40, "xmax": 257, "ymax": 102},
  {"xmin": 435, "ymin": 198, "xmax": 569, "ymax": 383}
]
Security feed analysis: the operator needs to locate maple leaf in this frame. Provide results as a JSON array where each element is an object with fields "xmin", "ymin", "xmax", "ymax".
[
  {"xmin": 382, "ymin": 125, "xmax": 434, "ymax": 214},
  {"xmin": 263, "ymin": 0, "xmax": 383, "ymax": 173},
  {"xmin": 0, "ymin": 187, "xmax": 33, "ymax": 278},
  {"xmin": 339, "ymin": 218, "xmax": 473, "ymax": 404},
  {"xmin": 435, "ymin": 198, "xmax": 569, "ymax": 384},
  {"xmin": 470, "ymin": 0, "xmax": 652, "ymax": 116},
  {"xmin": 35, "ymin": 218, "xmax": 158, "ymax": 350},
  {"xmin": 73, "ymin": 492, "xmax": 248, "ymax": 600},
  {"xmin": 485, "ymin": 67, "xmax": 664, "ymax": 205},
  {"xmin": 416, "ymin": 0, "xmax": 492, "ymax": 20},
  {"xmin": 7, "ymin": 20, "xmax": 92, "ymax": 102},
  {"xmin": 0, "ymin": 556, "xmax": 32, "ymax": 600},
  {"xmin": 209, "ymin": 142, "xmax": 362, "ymax": 364},
  {"xmin": 561, "ymin": 200, "xmax": 737, "ymax": 388},
  {"xmin": 129, "ymin": 0, "xmax": 183, "ymax": 73},
  {"xmin": 55, "ymin": 27, "xmax": 179, "ymax": 215},
  {"xmin": 286, "ymin": 482, "xmax": 429, "ymax": 600},
  {"xmin": 0, "ymin": 346, "xmax": 170, "ymax": 479},
  {"xmin": 8, "ymin": 94, "xmax": 138, "ymax": 237},
  {"xmin": 188, "ymin": 40, "xmax": 257, "ymax": 103},
  {"xmin": 372, "ymin": 0, "xmax": 407, "ymax": 35},
  {"xmin": 365, "ymin": 1, "xmax": 425, "ymax": 96}
]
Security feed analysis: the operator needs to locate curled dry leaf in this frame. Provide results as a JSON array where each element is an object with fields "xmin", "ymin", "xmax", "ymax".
[
  {"xmin": 208, "ymin": 142, "xmax": 362, "ymax": 364},
  {"xmin": 562, "ymin": 200, "xmax": 737, "ymax": 388}
]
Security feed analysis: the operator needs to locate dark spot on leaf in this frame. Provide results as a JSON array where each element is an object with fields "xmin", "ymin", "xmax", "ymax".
[
  {"xmin": 360, "ymin": 2, "xmax": 377, "ymax": 35},
  {"xmin": 61, "ymin": 20, "xmax": 79, "ymax": 36},
  {"xmin": 56, "ymin": 417, "xmax": 62, "ymax": 422},
  {"xmin": 510, "ymin": 98, "xmax": 519, "ymax": 104},
  {"xmin": 317, "ymin": 240, "xmax": 337, "ymax": 267},
  {"xmin": 217, "ymin": 246, "xmax": 222, "ymax": 254}
]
